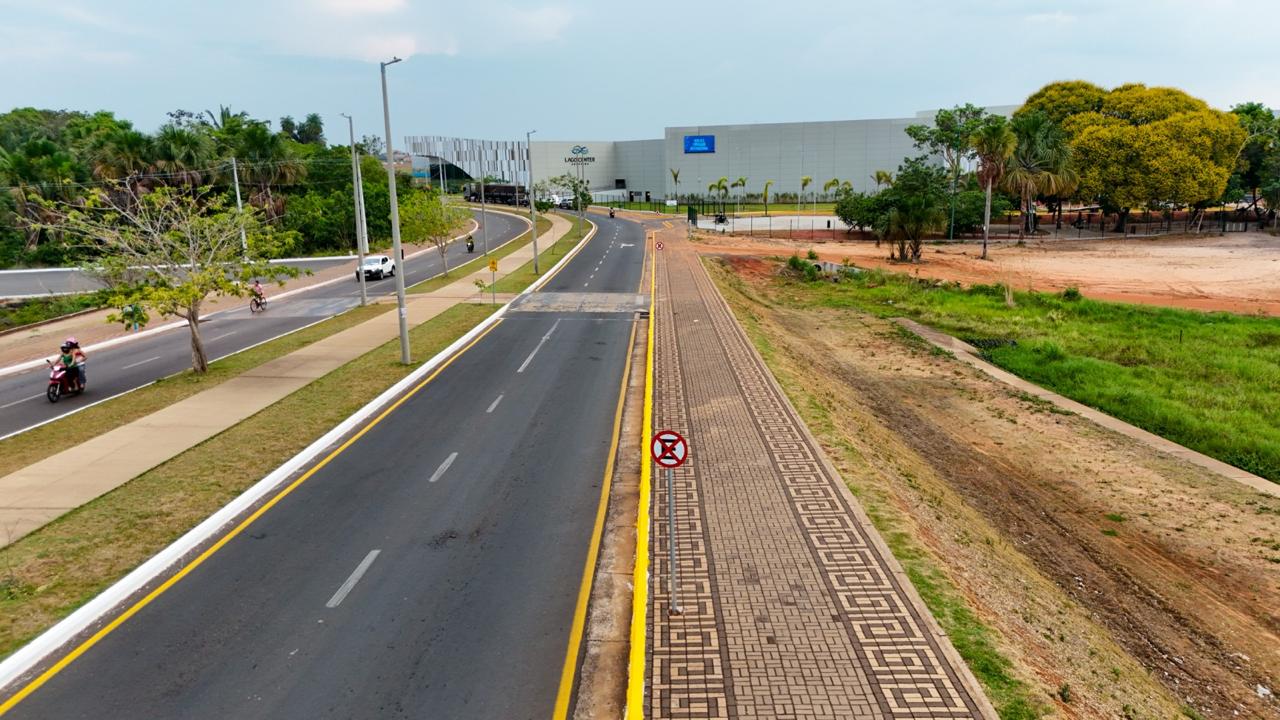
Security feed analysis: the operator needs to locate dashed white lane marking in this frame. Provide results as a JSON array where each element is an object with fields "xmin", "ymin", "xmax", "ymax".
[
  {"xmin": 428, "ymin": 452, "xmax": 458, "ymax": 484},
  {"xmin": 487, "ymin": 394, "xmax": 504, "ymax": 413},
  {"xmin": 583, "ymin": 282, "xmax": 589, "ymax": 288},
  {"xmin": 209, "ymin": 331, "xmax": 238, "ymax": 342},
  {"xmin": 0, "ymin": 393, "xmax": 42, "ymax": 409},
  {"xmin": 326, "ymin": 549, "xmax": 381, "ymax": 608},
  {"xmin": 121, "ymin": 356, "xmax": 161, "ymax": 370},
  {"xmin": 517, "ymin": 318, "xmax": 561, "ymax": 373}
]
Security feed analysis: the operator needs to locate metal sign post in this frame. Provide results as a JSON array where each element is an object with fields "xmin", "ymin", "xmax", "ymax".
[
  {"xmin": 488, "ymin": 257, "xmax": 498, "ymax": 304},
  {"xmin": 651, "ymin": 429, "xmax": 689, "ymax": 616}
]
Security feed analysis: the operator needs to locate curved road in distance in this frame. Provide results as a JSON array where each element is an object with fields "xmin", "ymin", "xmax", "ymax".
[
  {"xmin": 0, "ymin": 210, "xmax": 526, "ymax": 439},
  {"xmin": 1, "ymin": 212, "xmax": 650, "ymax": 719}
]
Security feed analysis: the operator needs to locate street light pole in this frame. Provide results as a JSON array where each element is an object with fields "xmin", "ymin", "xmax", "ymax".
[
  {"xmin": 479, "ymin": 154, "xmax": 489, "ymax": 256},
  {"xmin": 380, "ymin": 56, "xmax": 411, "ymax": 365},
  {"xmin": 341, "ymin": 113, "xmax": 368, "ymax": 306},
  {"xmin": 230, "ymin": 156, "xmax": 248, "ymax": 258},
  {"xmin": 527, "ymin": 130, "xmax": 539, "ymax": 274}
]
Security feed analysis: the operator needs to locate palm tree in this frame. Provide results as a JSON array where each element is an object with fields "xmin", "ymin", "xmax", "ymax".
[
  {"xmin": 762, "ymin": 180, "xmax": 774, "ymax": 216},
  {"xmin": 154, "ymin": 125, "xmax": 215, "ymax": 190},
  {"xmin": 669, "ymin": 168, "xmax": 680, "ymax": 211},
  {"xmin": 234, "ymin": 123, "xmax": 306, "ymax": 218},
  {"xmin": 800, "ymin": 175, "xmax": 812, "ymax": 213},
  {"xmin": 872, "ymin": 170, "xmax": 894, "ymax": 191},
  {"xmin": 715, "ymin": 177, "xmax": 729, "ymax": 214},
  {"xmin": 823, "ymin": 178, "xmax": 841, "ymax": 202},
  {"xmin": 1003, "ymin": 111, "xmax": 1076, "ymax": 240},
  {"xmin": 970, "ymin": 118, "xmax": 1017, "ymax": 260},
  {"xmin": 731, "ymin": 176, "xmax": 747, "ymax": 214}
]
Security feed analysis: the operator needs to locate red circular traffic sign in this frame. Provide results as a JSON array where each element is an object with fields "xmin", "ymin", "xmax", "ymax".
[
  {"xmin": 651, "ymin": 429, "xmax": 688, "ymax": 469},
  {"xmin": 655, "ymin": 241, "xmax": 664, "ymax": 250}
]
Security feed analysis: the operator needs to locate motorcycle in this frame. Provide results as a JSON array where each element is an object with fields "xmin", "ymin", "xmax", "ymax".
[
  {"xmin": 46, "ymin": 360, "xmax": 85, "ymax": 403},
  {"xmin": 609, "ymin": 208, "xmax": 615, "ymax": 218}
]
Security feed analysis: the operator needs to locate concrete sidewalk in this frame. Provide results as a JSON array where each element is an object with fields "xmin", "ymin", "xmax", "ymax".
[
  {"xmin": 646, "ymin": 226, "xmax": 994, "ymax": 718},
  {"xmin": 0, "ymin": 214, "xmax": 570, "ymax": 548}
]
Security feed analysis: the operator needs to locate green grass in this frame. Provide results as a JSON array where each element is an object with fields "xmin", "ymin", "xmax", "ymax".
[
  {"xmin": 0, "ymin": 291, "xmax": 110, "ymax": 332},
  {"xmin": 709, "ymin": 262, "xmax": 1049, "ymax": 718},
  {"xmin": 0, "ymin": 303, "xmax": 393, "ymax": 479},
  {"xmin": 407, "ymin": 213, "xmax": 551, "ymax": 295},
  {"xmin": 490, "ymin": 213, "xmax": 590, "ymax": 294},
  {"xmin": 771, "ymin": 266, "xmax": 1280, "ymax": 484},
  {"xmin": 0, "ymin": 302, "xmax": 495, "ymax": 659}
]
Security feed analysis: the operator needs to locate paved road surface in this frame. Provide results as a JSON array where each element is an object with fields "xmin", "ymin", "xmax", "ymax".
[
  {"xmin": 0, "ymin": 210, "xmax": 525, "ymax": 438},
  {"xmin": 1, "ymin": 213, "xmax": 648, "ymax": 719}
]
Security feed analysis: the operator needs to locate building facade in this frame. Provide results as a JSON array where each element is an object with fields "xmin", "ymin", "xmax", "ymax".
[{"xmin": 404, "ymin": 106, "xmax": 1015, "ymax": 201}]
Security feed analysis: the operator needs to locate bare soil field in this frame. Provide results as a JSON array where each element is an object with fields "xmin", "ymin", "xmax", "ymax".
[
  {"xmin": 708, "ymin": 255, "xmax": 1280, "ymax": 719},
  {"xmin": 695, "ymin": 231, "xmax": 1280, "ymax": 316}
]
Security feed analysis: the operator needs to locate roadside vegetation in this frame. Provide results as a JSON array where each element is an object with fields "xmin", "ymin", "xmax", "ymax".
[
  {"xmin": 0, "ymin": 302, "xmax": 494, "ymax": 658},
  {"xmin": 775, "ymin": 261, "xmax": 1280, "ymax": 483},
  {"xmin": 0, "ymin": 106, "xmax": 434, "ymax": 267},
  {"xmin": 406, "ymin": 212, "xmax": 551, "ymax": 295},
  {"xmin": 0, "ymin": 291, "xmax": 108, "ymax": 332}
]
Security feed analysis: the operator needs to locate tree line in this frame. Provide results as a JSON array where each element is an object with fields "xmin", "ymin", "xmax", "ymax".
[
  {"xmin": 0, "ymin": 105, "xmax": 422, "ymax": 267},
  {"xmin": 833, "ymin": 81, "xmax": 1270, "ymax": 261}
]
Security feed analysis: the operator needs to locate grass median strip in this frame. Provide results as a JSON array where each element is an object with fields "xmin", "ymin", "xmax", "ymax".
[
  {"xmin": 0, "ymin": 302, "xmax": 494, "ymax": 658},
  {"xmin": 407, "ymin": 213, "xmax": 551, "ymax": 295},
  {"xmin": 491, "ymin": 214, "xmax": 588, "ymax": 294},
  {"xmin": 0, "ymin": 304, "xmax": 393, "ymax": 478}
]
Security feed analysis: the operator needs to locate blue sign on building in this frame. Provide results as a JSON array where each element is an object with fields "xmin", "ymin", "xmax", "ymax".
[{"xmin": 683, "ymin": 135, "xmax": 715, "ymax": 154}]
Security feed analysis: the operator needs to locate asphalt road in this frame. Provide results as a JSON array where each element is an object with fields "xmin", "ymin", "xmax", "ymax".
[
  {"xmin": 2, "ymin": 213, "xmax": 649, "ymax": 718},
  {"xmin": 0, "ymin": 210, "xmax": 526, "ymax": 439}
]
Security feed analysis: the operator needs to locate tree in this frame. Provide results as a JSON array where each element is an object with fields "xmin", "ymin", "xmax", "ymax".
[
  {"xmin": 800, "ymin": 175, "xmax": 812, "ymax": 213},
  {"xmin": 823, "ymin": 178, "xmax": 841, "ymax": 200},
  {"xmin": 885, "ymin": 157, "xmax": 947, "ymax": 261},
  {"xmin": 871, "ymin": 170, "xmax": 894, "ymax": 190},
  {"xmin": 153, "ymin": 125, "xmax": 215, "ymax": 189},
  {"xmin": 970, "ymin": 116, "xmax": 1017, "ymax": 259},
  {"xmin": 359, "ymin": 134, "xmax": 385, "ymax": 158},
  {"xmin": 1020, "ymin": 81, "xmax": 1246, "ymax": 232},
  {"xmin": 731, "ymin": 176, "xmax": 747, "ymax": 214},
  {"xmin": 762, "ymin": 180, "xmax": 774, "ymax": 216},
  {"xmin": 669, "ymin": 167, "xmax": 680, "ymax": 202},
  {"xmin": 906, "ymin": 103, "xmax": 988, "ymax": 239},
  {"xmin": 37, "ymin": 186, "xmax": 293, "ymax": 372},
  {"xmin": 399, "ymin": 190, "xmax": 471, "ymax": 275},
  {"xmin": 1229, "ymin": 102, "xmax": 1279, "ymax": 220},
  {"xmin": 710, "ymin": 177, "xmax": 729, "ymax": 213},
  {"xmin": 1003, "ymin": 111, "xmax": 1076, "ymax": 238},
  {"xmin": 281, "ymin": 113, "xmax": 325, "ymax": 145}
]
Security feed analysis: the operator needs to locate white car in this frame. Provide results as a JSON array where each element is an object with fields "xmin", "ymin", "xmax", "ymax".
[{"xmin": 357, "ymin": 254, "xmax": 396, "ymax": 280}]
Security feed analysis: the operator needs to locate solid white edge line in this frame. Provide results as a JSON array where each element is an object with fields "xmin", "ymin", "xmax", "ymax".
[
  {"xmin": 427, "ymin": 452, "xmax": 458, "ymax": 484},
  {"xmin": 486, "ymin": 394, "xmax": 503, "ymax": 413},
  {"xmin": 0, "ymin": 215, "xmax": 515, "ymax": 380},
  {"xmin": 0, "ymin": 212, "xmax": 595, "ymax": 692},
  {"xmin": 325, "ymin": 550, "xmax": 381, "ymax": 608}
]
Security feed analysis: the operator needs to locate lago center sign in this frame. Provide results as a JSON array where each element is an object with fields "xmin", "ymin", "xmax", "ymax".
[{"xmin": 565, "ymin": 145, "xmax": 596, "ymax": 164}]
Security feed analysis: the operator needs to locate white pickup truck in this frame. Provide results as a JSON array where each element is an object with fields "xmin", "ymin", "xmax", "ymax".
[{"xmin": 356, "ymin": 254, "xmax": 396, "ymax": 280}]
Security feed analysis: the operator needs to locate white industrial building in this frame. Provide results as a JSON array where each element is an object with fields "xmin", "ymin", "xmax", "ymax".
[{"xmin": 405, "ymin": 106, "xmax": 1015, "ymax": 202}]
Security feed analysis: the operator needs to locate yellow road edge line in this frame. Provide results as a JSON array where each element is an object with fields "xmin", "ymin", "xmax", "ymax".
[
  {"xmin": 624, "ymin": 232, "xmax": 656, "ymax": 719},
  {"xmin": 0, "ymin": 318, "xmax": 506, "ymax": 716},
  {"xmin": 551, "ymin": 315, "xmax": 640, "ymax": 720}
]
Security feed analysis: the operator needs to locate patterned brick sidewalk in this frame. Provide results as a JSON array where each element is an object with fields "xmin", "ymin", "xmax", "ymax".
[{"xmin": 646, "ymin": 229, "xmax": 994, "ymax": 719}]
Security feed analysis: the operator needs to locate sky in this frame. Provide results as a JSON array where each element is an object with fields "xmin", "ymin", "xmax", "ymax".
[{"xmin": 2, "ymin": 0, "xmax": 1275, "ymax": 144}]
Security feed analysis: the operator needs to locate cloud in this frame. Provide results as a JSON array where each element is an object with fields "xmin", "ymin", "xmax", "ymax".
[
  {"xmin": 320, "ymin": 0, "xmax": 407, "ymax": 15},
  {"xmin": 502, "ymin": 5, "xmax": 573, "ymax": 41},
  {"xmin": 1024, "ymin": 10, "xmax": 1076, "ymax": 25}
]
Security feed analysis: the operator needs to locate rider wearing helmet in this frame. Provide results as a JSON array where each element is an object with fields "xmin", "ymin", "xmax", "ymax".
[{"xmin": 64, "ymin": 337, "xmax": 87, "ymax": 388}]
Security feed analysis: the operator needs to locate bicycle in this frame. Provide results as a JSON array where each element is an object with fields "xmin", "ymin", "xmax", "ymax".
[{"xmin": 249, "ymin": 295, "xmax": 267, "ymax": 313}]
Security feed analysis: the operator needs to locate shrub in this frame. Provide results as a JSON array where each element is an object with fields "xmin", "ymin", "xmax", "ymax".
[
  {"xmin": 806, "ymin": 248, "xmax": 819, "ymax": 260},
  {"xmin": 1061, "ymin": 286, "xmax": 1082, "ymax": 301}
]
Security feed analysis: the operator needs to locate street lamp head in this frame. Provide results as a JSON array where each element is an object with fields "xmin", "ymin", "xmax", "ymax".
[{"xmin": 382, "ymin": 56, "xmax": 402, "ymax": 68}]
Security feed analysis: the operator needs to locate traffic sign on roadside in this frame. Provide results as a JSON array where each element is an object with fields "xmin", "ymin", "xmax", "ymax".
[
  {"xmin": 488, "ymin": 258, "xmax": 498, "ymax": 272},
  {"xmin": 655, "ymin": 241, "xmax": 664, "ymax": 250},
  {"xmin": 651, "ymin": 429, "xmax": 687, "ymax": 468}
]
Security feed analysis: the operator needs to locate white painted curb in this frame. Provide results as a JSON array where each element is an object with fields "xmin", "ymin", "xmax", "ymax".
[{"xmin": 0, "ymin": 212, "xmax": 592, "ymax": 691}]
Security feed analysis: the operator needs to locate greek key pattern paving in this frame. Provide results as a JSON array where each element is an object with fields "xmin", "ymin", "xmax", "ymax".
[
  {"xmin": 647, "ymin": 246, "xmax": 735, "ymax": 719},
  {"xmin": 645, "ymin": 232, "xmax": 987, "ymax": 720}
]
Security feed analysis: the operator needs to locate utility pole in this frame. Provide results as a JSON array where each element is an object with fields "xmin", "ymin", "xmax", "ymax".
[
  {"xmin": 230, "ymin": 157, "xmax": 247, "ymax": 257},
  {"xmin": 527, "ymin": 130, "xmax": 539, "ymax": 274},
  {"xmin": 380, "ymin": 56, "xmax": 410, "ymax": 364},
  {"xmin": 479, "ymin": 155, "xmax": 489, "ymax": 255},
  {"xmin": 341, "ymin": 113, "xmax": 368, "ymax": 306}
]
